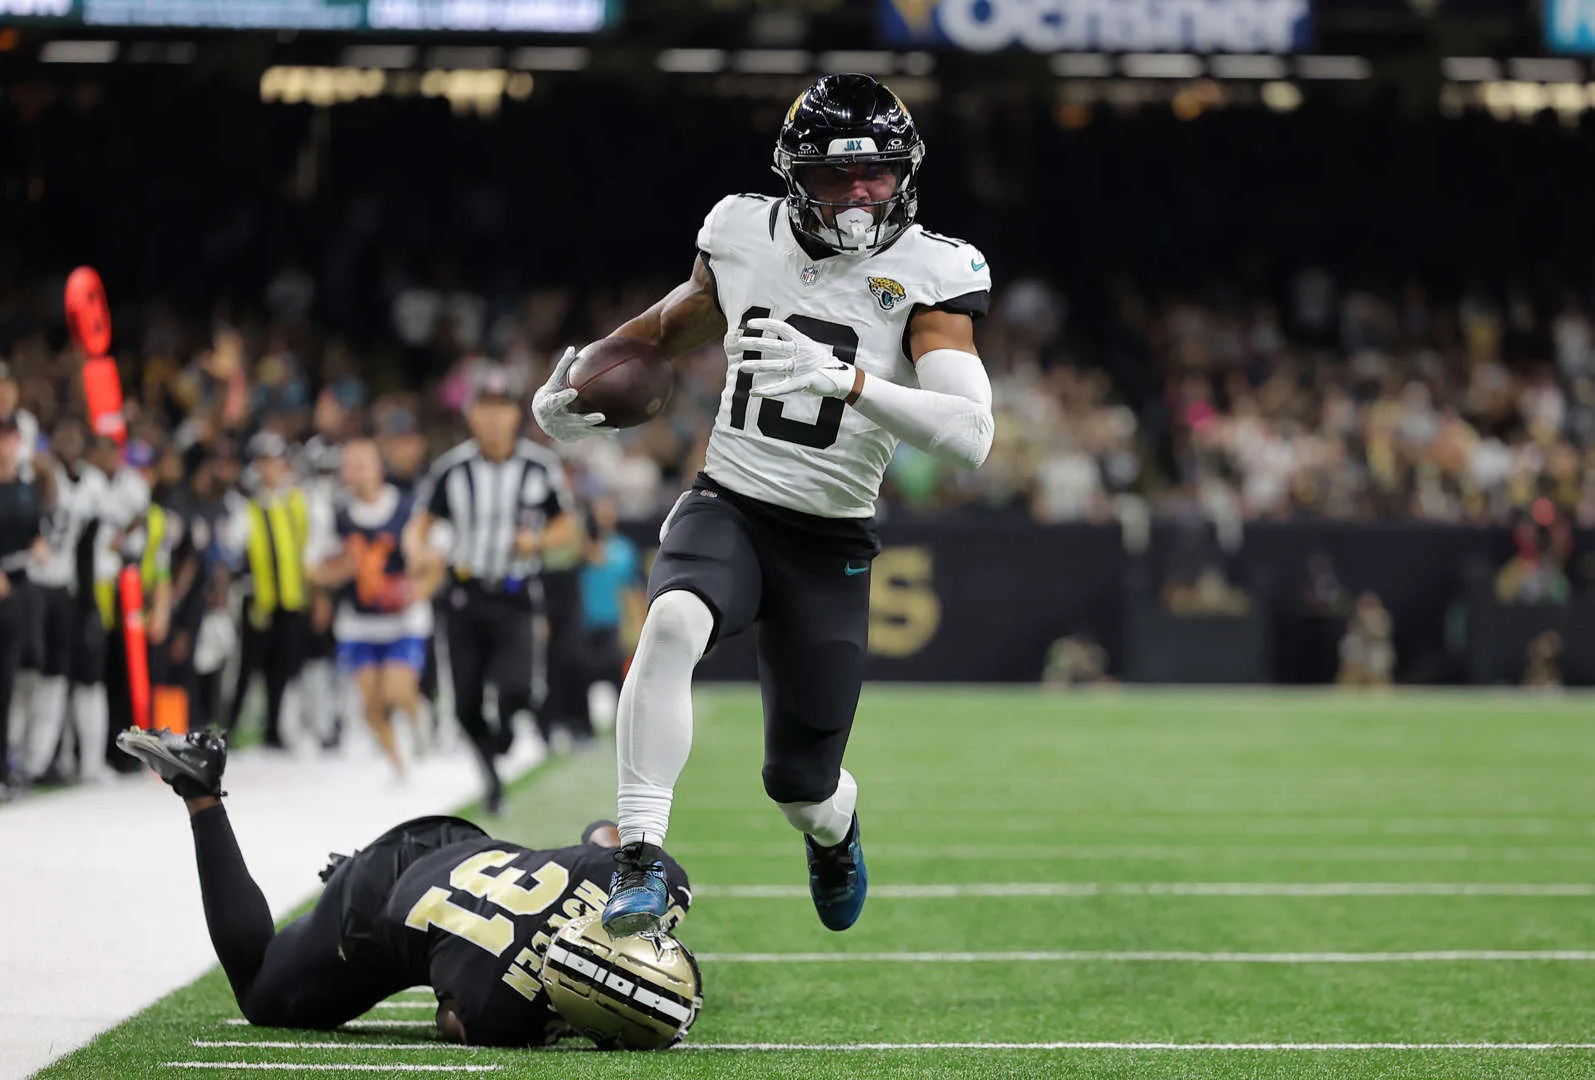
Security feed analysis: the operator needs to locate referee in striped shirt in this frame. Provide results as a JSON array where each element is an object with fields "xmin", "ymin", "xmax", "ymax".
[{"xmin": 406, "ymin": 367, "xmax": 577, "ymax": 812}]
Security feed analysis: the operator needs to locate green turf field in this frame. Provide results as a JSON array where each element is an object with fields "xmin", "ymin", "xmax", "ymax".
[{"xmin": 36, "ymin": 687, "xmax": 1595, "ymax": 1079}]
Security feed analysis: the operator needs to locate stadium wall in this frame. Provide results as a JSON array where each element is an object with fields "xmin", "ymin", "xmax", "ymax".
[{"xmin": 623, "ymin": 520, "xmax": 1594, "ymax": 686}]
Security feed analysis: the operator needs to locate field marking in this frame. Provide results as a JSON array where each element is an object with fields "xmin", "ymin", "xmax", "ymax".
[
  {"xmin": 676, "ymin": 1042, "xmax": 1595, "ymax": 1052},
  {"xmin": 696, "ymin": 882, "xmax": 1595, "ymax": 899},
  {"xmin": 190, "ymin": 1038, "xmax": 1595, "ymax": 1054},
  {"xmin": 165, "ymin": 1065, "xmax": 498, "ymax": 1073},
  {"xmin": 698, "ymin": 950, "xmax": 1595, "ymax": 964},
  {"xmin": 194, "ymin": 1042, "xmax": 470, "ymax": 1052},
  {"xmin": 222, "ymin": 1019, "xmax": 432, "ymax": 1031},
  {"xmin": 670, "ymin": 842, "xmax": 1595, "ymax": 863},
  {"xmin": 373, "ymin": 1001, "xmax": 436, "ymax": 1010}
]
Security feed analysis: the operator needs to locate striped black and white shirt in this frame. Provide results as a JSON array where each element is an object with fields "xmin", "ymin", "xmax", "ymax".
[{"xmin": 417, "ymin": 438, "xmax": 570, "ymax": 586}]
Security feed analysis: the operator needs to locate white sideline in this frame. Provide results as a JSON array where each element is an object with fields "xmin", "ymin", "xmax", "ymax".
[
  {"xmin": 698, "ymin": 950, "xmax": 1595, "ymax": 963},
  {"xmin": 165, "ymin": 1064, "xmax": 498, "ymax": 1072},
  {"xmin": 0, "ymin": 734, "xmax": 545, "ymax": 1080},
  {"xmin": 223, "ymin": 1018, "xmax": 430, "ymax": 1031},
  {"xmin": 195, "ymin": 1042, "xmax": 471, "ymax": 1051},
  {"xmin": 695, "ymin": 882, "xmax": 1595, "ymax": 899}
]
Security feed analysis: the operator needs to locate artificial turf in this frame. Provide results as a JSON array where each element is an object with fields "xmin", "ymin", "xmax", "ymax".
[{"xmin": 32, "ymin": 687, "xmax": 1595, "ymax": 1079}]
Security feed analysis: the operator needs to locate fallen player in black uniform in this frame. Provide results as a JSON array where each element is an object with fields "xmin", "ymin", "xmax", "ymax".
[{"xmin": 116, "ymin": 728, "xmax": 697, "ymax": 1047}]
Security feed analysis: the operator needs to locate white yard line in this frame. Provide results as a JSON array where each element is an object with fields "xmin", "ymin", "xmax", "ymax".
[
  {"xmin": 669, "ymin": 842, "xmax": 1595, "ymax": 862},
  {"xmin": 698, "ymin": 950, "xmax": 1595, "ymax": 963},
  {"xmin": 165, "ymin": 1064, "xmax": 498, "ymax": 1072},
  {"xmin": 0, "ymin": 734, "xmax": 545, "ymax": 1080},
  {"xmin": 695, "ymin": 882, "xmax": 1595, "ymax": 899},
  {"xmin": 373, "ymin": 1001, "xmax": 439, "ymax": 1010},
  {"xmin": 674, "ymin": 1042, "xmax": 1595, "ymax": 1052},
  {"xmin": 189, "ymin": 1038, "xmax": 1595, "ymax": 1053}
]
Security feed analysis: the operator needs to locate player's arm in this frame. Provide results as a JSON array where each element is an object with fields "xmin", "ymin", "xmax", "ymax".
[
  {"xmin": 738, "ymin": 309, "xmax": 994, "ymax": 469},
  {"xmin": 534, "ymin": 255, "xmax": 726, "ymax": 443},
  {"xmin": 401, "ymin": 464, "xmax": 452, "ymax": 567},
  {"xmin": 147, "ymin": 542, "xmax": 175, "ymax": 644},
  {"xmin": 436, "ymin": 997, "xmax": 468, "ymax": 1044},
  {"xmin": 513, "ymin": 463, "xmax": 580, "ymax": 558},
  {"xmin": 610, "ymin": 254, "xmax": 728, "ymax": 361},
  {"xmin": 304, "ymin": 497, "xmax": 352, "ymax": 588},
  {"xmin": 854, "ymin": 308, "xmax": 993, "ymax": 469}
]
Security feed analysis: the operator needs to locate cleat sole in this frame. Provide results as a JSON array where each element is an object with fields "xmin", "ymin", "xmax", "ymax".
[{"xmin": 603, "ymin": 910, "xmax": 663, "ymax": 938}]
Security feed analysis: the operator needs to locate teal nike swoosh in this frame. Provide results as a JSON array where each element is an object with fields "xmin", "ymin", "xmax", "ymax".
[
  {"xmin": 971, "ymin": 258, "xmax": 987, "ymax": 271},
  {"xmin": 844, "ymin": 563, "xmax": 870, "ymax": 576}
]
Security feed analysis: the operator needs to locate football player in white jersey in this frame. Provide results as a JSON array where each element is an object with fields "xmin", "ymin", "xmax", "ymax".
[{"xmin": 532, "ymin": 74, "xmax": 995, "ymax": 936}]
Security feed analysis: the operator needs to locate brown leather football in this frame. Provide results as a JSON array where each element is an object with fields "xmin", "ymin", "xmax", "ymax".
[{"xmin": 567, "ymin": 338, "xmax": 675, "ymax": 430}]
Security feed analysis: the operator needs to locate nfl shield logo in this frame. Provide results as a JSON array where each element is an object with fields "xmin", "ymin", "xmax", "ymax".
[{"xmin": 800, "ymin": 265, "xmax": 818, "ymax": 286}]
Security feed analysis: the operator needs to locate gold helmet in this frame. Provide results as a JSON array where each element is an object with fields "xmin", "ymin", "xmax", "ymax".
[{"xmin": 539, "ymin": 913, "xmax": 703, "ymax": 1050}]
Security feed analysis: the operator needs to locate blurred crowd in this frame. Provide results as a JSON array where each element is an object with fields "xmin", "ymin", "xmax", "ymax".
[
  {"xmin": 6, "ymin": 75, "xmax": 1595, "ymax": 528},
  {"xmin": 9, "ymin": 267, "xmax": 1595, "ymax": 533}
]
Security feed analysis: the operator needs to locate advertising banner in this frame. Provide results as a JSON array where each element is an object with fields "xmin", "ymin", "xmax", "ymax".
[{"xmin": 878, "ymin": 0, "xmax": 1314, "ymax": 53}]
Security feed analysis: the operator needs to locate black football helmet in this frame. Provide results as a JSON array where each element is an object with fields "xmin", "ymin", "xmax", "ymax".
[{"xmin": 773, "ymin": 73, "xmax": 926, "ymax": 256}]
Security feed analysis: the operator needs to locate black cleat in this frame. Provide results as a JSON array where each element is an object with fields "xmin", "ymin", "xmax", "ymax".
[{"xmin": 115, "ymin": 728, "xmax": 228, "ymax": 799}]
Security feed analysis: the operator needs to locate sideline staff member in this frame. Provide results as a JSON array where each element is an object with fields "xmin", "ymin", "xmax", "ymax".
[
  {"xmin": 0, "ymin": 416, "xmax": 46, "ymax": 792},
  {"xmin": 406, "ymin": 368, "xmax": 577, "ymax": 813}
]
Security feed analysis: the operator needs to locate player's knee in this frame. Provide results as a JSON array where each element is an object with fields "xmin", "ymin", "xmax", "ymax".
[
  {"xmin": 763, "ymin": 762, "xmax": 833, "ymax": 807},
  {"xmin": 239, "ymin": 992, "xmax": 295, "ymax": 1029},
  {"xmin": 640, "ymin": 590, "xmax": 715, "ymax": 662},
  {"xmin": 776, "ymin": 797, "xmax": 835, "ymax": 834}
]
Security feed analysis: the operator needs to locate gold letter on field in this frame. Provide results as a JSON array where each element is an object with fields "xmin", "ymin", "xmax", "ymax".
[{"xmin": 869, "ymin": 547, "xmax": 940, "ymax": 657}]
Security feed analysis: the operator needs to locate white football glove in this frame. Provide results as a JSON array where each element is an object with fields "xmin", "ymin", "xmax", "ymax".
[
  {"xmin": 531, "ymin": 347, "xmax": 610, "ymax": 443},
  {"xmin": 731, "ymin": 318, "xmax": 856, "ymax": 400}
]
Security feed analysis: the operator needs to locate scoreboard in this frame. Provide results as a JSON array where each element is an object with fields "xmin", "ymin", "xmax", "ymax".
[{"xmin": 0, "ymin": 0, "xmax": 619, "ymax": 31}]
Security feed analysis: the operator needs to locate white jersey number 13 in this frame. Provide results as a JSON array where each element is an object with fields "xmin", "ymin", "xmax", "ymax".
[{"xmin": 728, "ymin": 307, "xmax": 860, "ymax": 450}]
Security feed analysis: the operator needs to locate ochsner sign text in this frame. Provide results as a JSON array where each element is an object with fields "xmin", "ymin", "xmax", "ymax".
[{"xmin": 879, "ymin": 0, "xmax": 1313, "ymax": 53}]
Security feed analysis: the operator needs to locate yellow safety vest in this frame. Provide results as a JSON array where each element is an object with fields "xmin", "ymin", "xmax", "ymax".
[
  {"xmin": 96, "ymin": 503, "xmax": 169, "ymax": 629},
  {"xmin": 247, "ymin": 488, "xmax": 308, "ymax": 627}
]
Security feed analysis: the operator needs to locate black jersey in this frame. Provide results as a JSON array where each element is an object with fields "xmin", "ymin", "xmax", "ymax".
[{"xmin": 380, "ymin": 836, "xmax": 691, "ymax": 1047}]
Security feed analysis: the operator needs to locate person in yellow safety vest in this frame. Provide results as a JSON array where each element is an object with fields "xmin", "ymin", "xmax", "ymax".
[
  {"xmin": 221, "ymin": 431, "xmax": 311, "ymax": 750},
  {"xmin": 95, "ymin": 437, "xmax": 171, "ymax": 756}
]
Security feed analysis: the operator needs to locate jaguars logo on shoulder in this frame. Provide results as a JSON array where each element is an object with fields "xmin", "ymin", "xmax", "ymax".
[{"xmin": 867, "ymin": 276, "xmax": 906, "ymax": 312}]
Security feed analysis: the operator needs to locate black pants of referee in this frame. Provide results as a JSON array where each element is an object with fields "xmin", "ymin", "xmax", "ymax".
[
  {"xmin": 444, "ymin": 581, "xmax": 537, "ymax": 808},
  {"xmin": 539, "ymin": 569, "xmax": 593, "ymax": 743},
  {"xmin": 227, "ymin": 608, "xmax": 309, "ymax": 748}
]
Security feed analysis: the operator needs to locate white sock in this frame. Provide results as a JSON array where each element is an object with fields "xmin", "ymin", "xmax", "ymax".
[
  {"xmin": 616, "ymin": 591, "xmax": 713, "ymax": 848},
  {"xmin": 301, "ymin": 660, "xmax": 336, "ymax": 745},
  {"xmin": 24, "ymin": 676, "xmax": 69, "ymax": 778},
  {"xmin": 10, "ymin": 669, "xmax": 37, "ymax": 757},
  {"xmin": 76, "ymin": 684, "xmax": 110, "ymax": 782},
  {"xmin": 779, "ymin": 768, "xmax": 859, "ymax": 848}
]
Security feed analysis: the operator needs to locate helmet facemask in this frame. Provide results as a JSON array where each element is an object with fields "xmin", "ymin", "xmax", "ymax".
[{"xmin": 773, "ymin": 141, "xmax": 925, "ymax": 257}]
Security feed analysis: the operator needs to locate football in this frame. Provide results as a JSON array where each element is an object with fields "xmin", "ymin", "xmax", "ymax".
[{"xmin": 567, "ymin": 337, "xmax": 675, "ymax": 430}]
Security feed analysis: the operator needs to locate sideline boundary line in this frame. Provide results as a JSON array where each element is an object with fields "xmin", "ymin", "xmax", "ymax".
[
  {"xmin": 695, "ymin": 882, "xmax": 1595, "ymax": 899},
  {"xmin": 697, "ymin": 950, "xmax": 1595, "ymax": 964}
]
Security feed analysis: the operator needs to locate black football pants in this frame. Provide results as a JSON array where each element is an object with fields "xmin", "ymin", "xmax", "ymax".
[
  {"xmin": 445, "ymin": 584, "xmax": 536, "ymax": 794},
  {"xmin": 539, "ymin": 569, "xmax": 592, "ymax": 741},
  {"xmin": 190, "ymin": 805, "xmax": 411, "ymax": 1028},
  {"xmin": 227, "ymin": 609, "xmax": 309, "ymax": 746}
]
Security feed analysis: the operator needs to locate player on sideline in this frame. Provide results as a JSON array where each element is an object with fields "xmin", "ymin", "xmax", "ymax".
[
  {"xmin": 114, "ymin": 727, "xmax": 694, "ymax": 1047},
  {"xmin": 308, "ymin": 437, "xmax": 440, "ymax": 778},
  {"xmin": 532, "ymin": 74, "xmax": 995, "ymax": 936}
]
